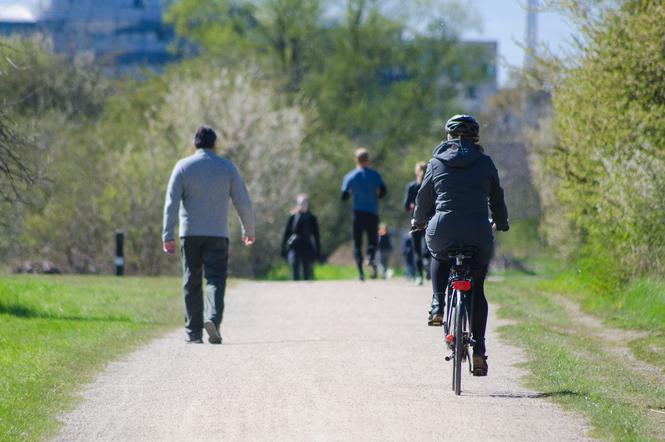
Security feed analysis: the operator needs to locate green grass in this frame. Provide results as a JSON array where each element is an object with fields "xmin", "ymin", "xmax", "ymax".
[
  {"xmin": 0, "ymin": 275, "xmax": 181, "ymax": 441},
  {"xmin": 630, "ymin": 335, "xmax": 665, "ymax": 373},
  {"xmin": 488, "ymin": 275, "xmax": 665, "ymax": 441},
  {"xmin": 264, "ymin": 263, "xmax": 360, "ymax": 281},
  {"xmin": 541, "ymin": 273, "xmax": 665, "ymax": 333}
]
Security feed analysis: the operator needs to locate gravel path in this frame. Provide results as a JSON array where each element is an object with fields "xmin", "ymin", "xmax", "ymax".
[{"xmin": 54, "ymin": 280, "xmax": 592, "ymax": 441}]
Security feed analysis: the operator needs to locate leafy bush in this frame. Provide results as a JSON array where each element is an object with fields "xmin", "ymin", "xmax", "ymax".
[{"xmin": 543, "ymin": 1, "xmax": 665, "ymax": 276}]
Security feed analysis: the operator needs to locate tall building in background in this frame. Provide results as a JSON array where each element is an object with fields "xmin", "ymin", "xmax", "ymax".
[
  {"xmin": 457, "ymin": 41, "xmax": 498, "ymax": 113},
  {"xmin": 0, "ymin": 0, "xmax": 173, "ymax": 71},
  {"xmin": 524, "ymin": 0, "xmax": 538, "ymax": 70},
  {"xmin": 41, "ymin": 0, "xmax": 173, "ymax": 70}
]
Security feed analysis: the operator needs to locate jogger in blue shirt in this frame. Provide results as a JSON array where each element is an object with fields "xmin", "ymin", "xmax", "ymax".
[{"xmin": 341, "ymin": 148, "xmax": 387, "ymax": 280}]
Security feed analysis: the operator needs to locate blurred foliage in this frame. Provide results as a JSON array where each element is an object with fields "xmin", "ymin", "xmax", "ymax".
[
  {"xmin": 539, "ymin": 0, "xmax": 665, "ymax": 276},
  {"xmin": 0, "ymin": 38, "xmax": 107, "ymax": 266}
]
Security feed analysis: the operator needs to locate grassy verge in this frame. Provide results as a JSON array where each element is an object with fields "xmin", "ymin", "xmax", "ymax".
[
  {"xmin": 488, "ymin": 275, "xmax": 665, "ymax": 441},
  {"xmin": 540, "ymin": 268, "xmax": 665, "ymax": 372},
  {"xmin": 264, "ymin": 262, "xmax": 407, "ymax": 281},
  {"xmin": 264, "ymin": 263, "xmax": 360, "ymax": 281},
  {"xmin": 0, "ymin": 275, "xmax": 181, "ymax": 441}
]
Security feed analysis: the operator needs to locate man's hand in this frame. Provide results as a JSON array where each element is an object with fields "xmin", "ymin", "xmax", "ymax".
[
  {"xmin": 163, "ymin": 240, "xmax": 176, "ymax": 255},
  {"xmin": 242, "ymin": 236, "xmax": 256, "ymax": 246}
]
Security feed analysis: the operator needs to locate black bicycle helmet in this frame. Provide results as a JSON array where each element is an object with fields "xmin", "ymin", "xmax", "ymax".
[{"xmin": 444, "ymin": 114, "xmax": 480, "ymax": 138}]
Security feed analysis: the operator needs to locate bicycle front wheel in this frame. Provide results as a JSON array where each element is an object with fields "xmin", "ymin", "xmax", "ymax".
[{"xmin": 454, "ymin": 291, "xmax": 464, "ymax": 396}]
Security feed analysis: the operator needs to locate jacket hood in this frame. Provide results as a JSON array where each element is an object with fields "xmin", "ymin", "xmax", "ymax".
[{"xmin": 432, "ymin": 138, "xmax": 482, "ymax": 168}]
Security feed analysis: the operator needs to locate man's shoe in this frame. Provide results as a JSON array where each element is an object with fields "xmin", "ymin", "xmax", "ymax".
[
  {"xmin": 358, "ymin": 273, "xmax": 365, "ymax": 282},
  {"xmin": 370, "ymin": 264, "xmax": 378, "ymax": 279},
  {"xmin": 416, "ymin": 276, "xmax": 424, "ymax": 286},
  {"xmin": 473, "ymin": 353, "xmax": 488, "ymax": 376},
  {"xmin": 185, "ymin": 336, "xmax": 203, "ymax": 344},
  {"xmin": 428, "ymin": 312, "xmax": 443, "ymax": 327},
  {"xmin": 204, "ymin": 321, "xmax": 222, "ymax": 344}
]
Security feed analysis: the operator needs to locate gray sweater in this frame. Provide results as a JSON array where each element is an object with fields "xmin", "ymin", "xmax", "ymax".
[{"xmin": 162, "ymin": 149, "xmax": 255, "ymax": 241}]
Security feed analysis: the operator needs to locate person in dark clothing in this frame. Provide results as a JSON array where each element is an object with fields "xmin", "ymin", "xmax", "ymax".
[
  {"xmin": 341, "ymin": 148, "xmax": 387, "ymax": 281},
  {"xmin": 377, "ymin": 223, "xmax": 393, "ymax": 278},
  {"xmin": 281, "ymin": 194, "xmax": 321, "ymax": 281},
  {"xmin": 403, "ymin": 161, "xmax": 428, "ymax": 285},
  {"xmin": 401, "ymin": 232, "xmax": 416, "ymax": 279},
  {"xmin": 412, "ymin": 114, "xmax": 509, "ymax": 376}
]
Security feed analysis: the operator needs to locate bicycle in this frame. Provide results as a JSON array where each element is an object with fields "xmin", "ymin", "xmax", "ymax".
[{"xmin": 442, "ymin": 247, "xmax": 479, "ymax": 396}]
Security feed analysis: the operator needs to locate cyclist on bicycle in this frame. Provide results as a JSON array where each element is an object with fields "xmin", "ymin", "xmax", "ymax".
[{"xmin": 411, "ymin": 114, "xmax": 509, "ymax": 376}]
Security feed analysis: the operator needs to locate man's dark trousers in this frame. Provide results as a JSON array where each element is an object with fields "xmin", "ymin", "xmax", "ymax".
[{"xmin": 181, "ymin": 236, "xmax": 229, "ymax": 339}]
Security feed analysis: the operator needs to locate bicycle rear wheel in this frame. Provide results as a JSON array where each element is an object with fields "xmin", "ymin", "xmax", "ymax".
[{"xmin": 454, "ymin": 291, "xmax": 464, "ymax": 395}]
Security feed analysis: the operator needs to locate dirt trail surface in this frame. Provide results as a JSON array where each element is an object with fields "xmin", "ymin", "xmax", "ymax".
[{"xmin": 54, "ymin": 280, "xmax": 592, "ymax": 441}]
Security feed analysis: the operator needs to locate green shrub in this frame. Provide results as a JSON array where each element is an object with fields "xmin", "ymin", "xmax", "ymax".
[{"xmin": 546, "ymin": 1, "xmax": 665, "ymax": 276}]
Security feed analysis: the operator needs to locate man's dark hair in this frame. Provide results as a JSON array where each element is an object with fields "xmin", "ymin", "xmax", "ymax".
[{"xmin": 194, "ymin": 126, "xmax": 217, "ymax": 149}]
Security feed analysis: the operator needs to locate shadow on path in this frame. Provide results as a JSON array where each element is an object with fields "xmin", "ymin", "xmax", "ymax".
[
  {"xmin": 463, "ymin": 390, "xmax": 581, "ymax": 399},
  {"xmin": 0, "ymin": 301, "xmax": 133, "ymax": 323}
]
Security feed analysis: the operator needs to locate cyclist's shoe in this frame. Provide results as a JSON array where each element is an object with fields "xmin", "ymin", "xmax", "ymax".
[
  {"xmin": 204, "ymin": 321, "xmax": 222, "ymax": 344},
  {"xmin": 428, "ymin": 312, "xmax": 443, "ymax": 327},
  {"xmin": 472, "ymin": 353, "xmax": 488, "ymax": 376},
  {"xmin": 185, "ymin": 335, "xmax": 203, "ymax": 344}
]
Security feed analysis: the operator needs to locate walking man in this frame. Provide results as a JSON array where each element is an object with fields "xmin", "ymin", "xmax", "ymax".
[
  {"xmin": 341, "ymin": 148, "xmax": 387, "ymax": 281},
  {"xmin": 162, "ymin": 126, "xmax": 256, "ymax": 344}
]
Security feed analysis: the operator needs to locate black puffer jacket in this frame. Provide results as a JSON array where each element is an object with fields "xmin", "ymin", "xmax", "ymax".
[
  {"xmin": 413, "ymin": 139, "xmax": 508, "ymax": 263},
  {"xmin": 281, "ymin": 212, "xmax": 321, "ymax": 260}
]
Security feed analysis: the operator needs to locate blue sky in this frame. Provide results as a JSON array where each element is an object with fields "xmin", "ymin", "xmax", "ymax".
[{"xmin": 0, "ymin": 0, "xmax": 576, "ymax": 85}]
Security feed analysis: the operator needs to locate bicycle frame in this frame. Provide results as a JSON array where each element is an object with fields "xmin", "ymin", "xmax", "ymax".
[{"xmin": 443, "ymin": 252, "xmax": 475, "ymax": 395}]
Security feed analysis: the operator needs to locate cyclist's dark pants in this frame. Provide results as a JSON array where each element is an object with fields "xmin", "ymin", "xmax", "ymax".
[
  {"xmin": 352, "ymin": 210, "xmax": 379, "ymax": 275},
  {"xmin": 431, "ymin": 257, "xmax": 489, "ymax": 355},
  {"xmin": 411, "ymin": 229, "xmax": 425, "ymax": 279},
  {"xmin": 181, "ymin": 236, "xmax": 229, "ymax": 340},
  {"xmin": 288, "ymin": 250, "xmax": 314, "ymax": 281}
]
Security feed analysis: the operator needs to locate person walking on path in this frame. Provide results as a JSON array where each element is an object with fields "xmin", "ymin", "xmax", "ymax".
[
  {"xmin": 341, "ymin": 148, "xmax": 387, "ymax": 281},
  {"xmin": 162, "ymin": 126, "xmax": 256, "ymax": 344},
  {"xmin": 412, "ymin": 114, "xmax": 509, "ymax": 376},
  {"xmin": 403, "ymin": 161, "xmax": 428, "ymax": 286},
  {"xmin": 280, "ymin": 194, "xmax": 321, "ymax": 281}
]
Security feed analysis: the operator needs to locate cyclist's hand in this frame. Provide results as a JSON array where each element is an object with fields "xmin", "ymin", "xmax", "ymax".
[
  {"xmin": 163, "ymin": 240, "xmax": 176, "ymax": 256},
  {"xmin": 410, "ymin": 220, "xmax": 426, "ymax": 233},
  {"xmin": 242, "ymin": 236, "xmax": 256, "ymax": 246}
]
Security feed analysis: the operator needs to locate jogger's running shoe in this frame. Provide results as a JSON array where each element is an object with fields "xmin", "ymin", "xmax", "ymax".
[
  {"xmin": 472, "ymin": 353, "xmax": 488, "ymax": 376},
  {"xmin": 204, "ymin": 321, "xmax": 222, "ymax": 344}
]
